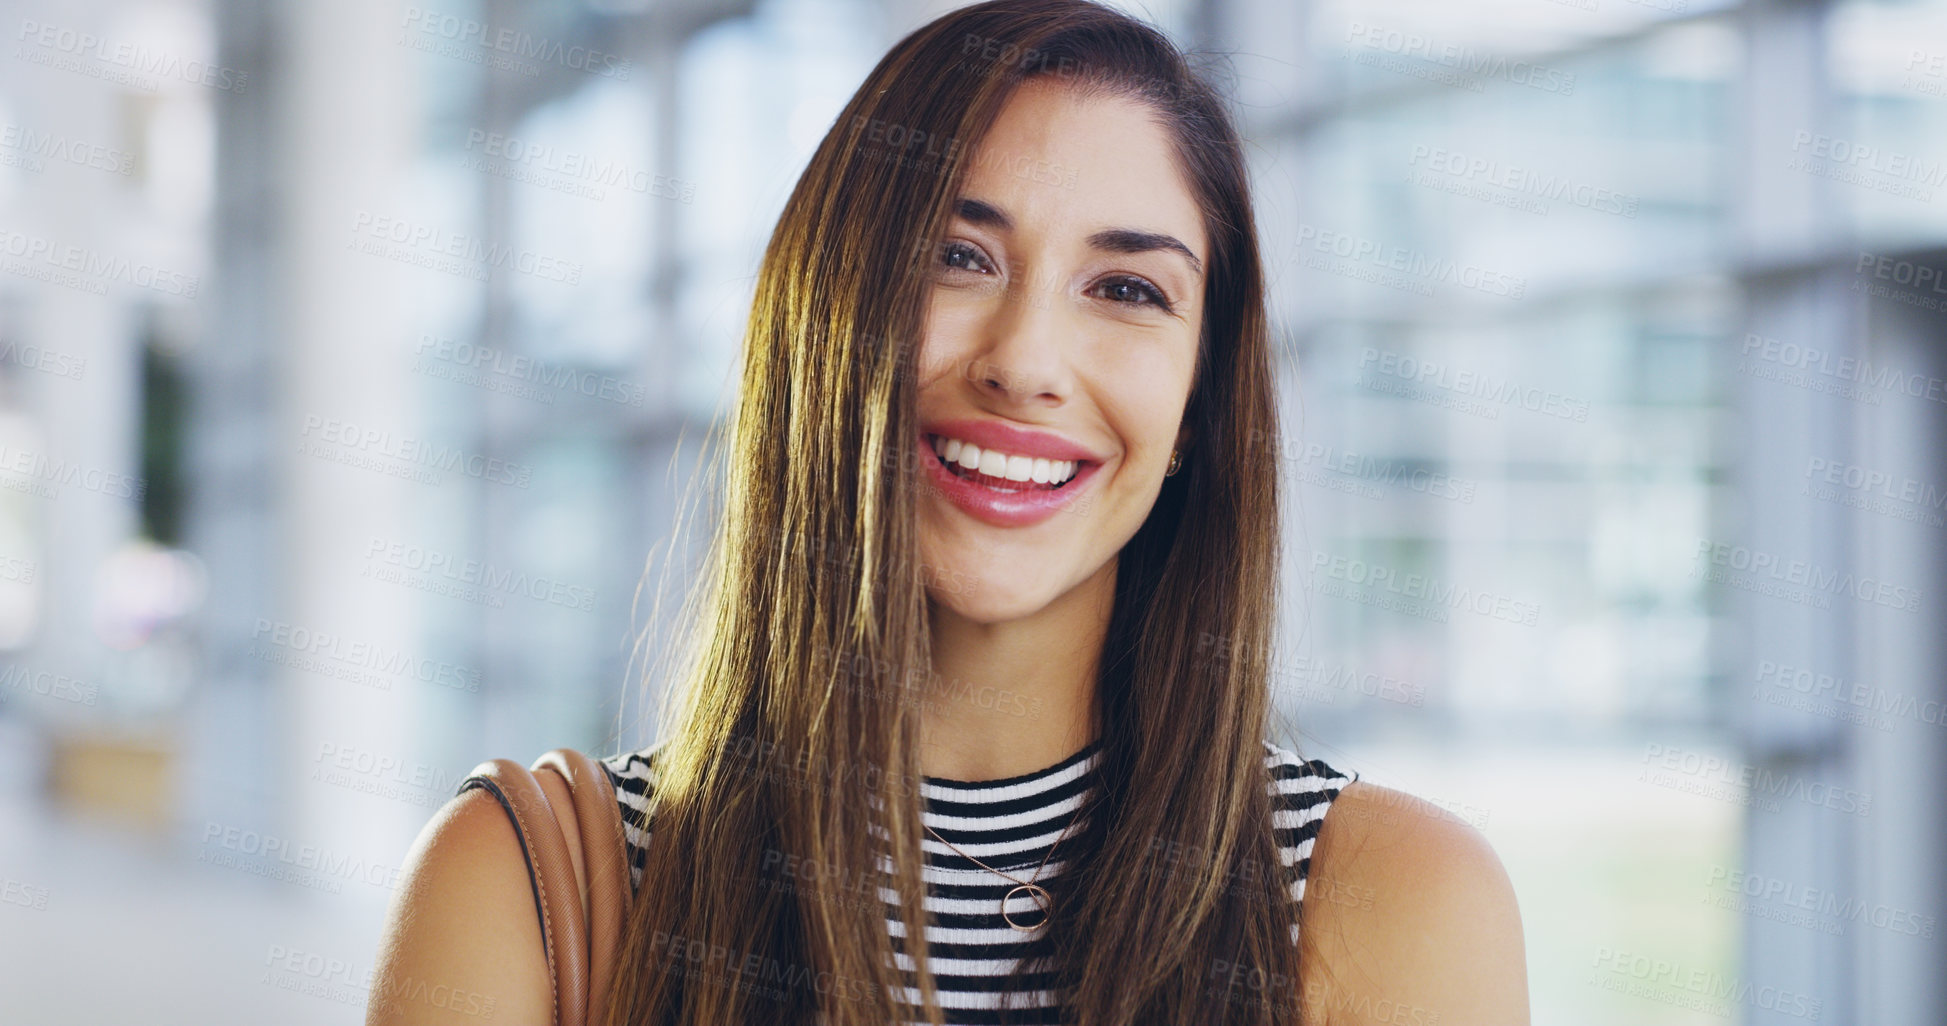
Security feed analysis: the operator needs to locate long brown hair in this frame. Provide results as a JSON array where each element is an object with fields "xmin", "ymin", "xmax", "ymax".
[{"xmin": 601, "ymin": 2, "xmax": 1299, "ymax": 1023}]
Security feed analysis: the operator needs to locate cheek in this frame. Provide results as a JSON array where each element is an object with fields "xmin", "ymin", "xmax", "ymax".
[
  {"xmin": 1095, "ymin": 353, "xmax": 1196, "ymax": 450},
  {"xmin": 915, "ymin": 303, "xmax": 978, "ymax": 389},
  {"xmin": 916, "ymin": 352, "xmax": 954, "ymax": 394}
]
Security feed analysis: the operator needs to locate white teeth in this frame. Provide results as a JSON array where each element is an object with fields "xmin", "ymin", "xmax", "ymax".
[{"xmin": 928, "ymin": 434, "xmax": 1081, "ymax": 485}]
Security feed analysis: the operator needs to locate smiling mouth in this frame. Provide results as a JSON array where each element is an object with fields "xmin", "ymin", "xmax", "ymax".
[{"xmin": 925, "ymin": 433, "xmax": 1086, "ymax": 494}]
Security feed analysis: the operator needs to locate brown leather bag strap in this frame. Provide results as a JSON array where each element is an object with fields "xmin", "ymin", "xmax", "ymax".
[
  {"xmin": 457, "ymin": 755, "xmax": 591, "ymax": 1026},
  {"xmin": 534, "ymin": 748, "xmax": 632, "ymax": 1022},
  {"xmin": 457, "ymin": 750, "xmax": 634, "ymax": 1026}
]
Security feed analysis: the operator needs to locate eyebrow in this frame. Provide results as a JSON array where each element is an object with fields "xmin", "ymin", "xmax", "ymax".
[{"xmin": 954, "ymin": 197, "xmax": 1204, "ymax": 277}]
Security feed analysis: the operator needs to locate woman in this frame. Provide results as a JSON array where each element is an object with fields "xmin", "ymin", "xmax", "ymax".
[{"xmin": 368, "ymin": 2, "xmax": 1528, "ymax": 1024}]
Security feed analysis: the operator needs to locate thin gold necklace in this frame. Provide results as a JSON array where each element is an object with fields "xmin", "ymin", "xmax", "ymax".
[{"xmin": 922, "ymin": 790, "xmax": 1094, "ymax": 932}]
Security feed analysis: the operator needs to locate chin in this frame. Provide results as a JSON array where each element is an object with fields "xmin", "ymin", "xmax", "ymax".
[{"xmin": 925, "ymin": 573, "xmax": 1060, "ymax": 625}]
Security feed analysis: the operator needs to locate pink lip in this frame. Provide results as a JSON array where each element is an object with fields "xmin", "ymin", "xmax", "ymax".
[
  {"xmin": 917, "ymin": 426, "xmax": 1105, "ymax": 529},
  {"xmin": 920, "ymin": 418, "xmax": 1106, "ymax": 464}
]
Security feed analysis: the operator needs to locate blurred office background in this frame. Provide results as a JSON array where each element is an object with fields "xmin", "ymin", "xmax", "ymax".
[{"xmin": 0, "ymin": 0, "xmax": 1943, "ymax": 1022}]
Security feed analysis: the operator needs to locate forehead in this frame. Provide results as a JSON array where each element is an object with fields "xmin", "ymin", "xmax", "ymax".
[{"xmin": 957, "ymin": 77, "xmax": 1206, "ymax": 255}]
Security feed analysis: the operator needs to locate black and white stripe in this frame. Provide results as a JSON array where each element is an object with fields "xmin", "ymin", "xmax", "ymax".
[{"xmin": 600, "ymin": 739, "xmax": 1354, "ymax": 1024}]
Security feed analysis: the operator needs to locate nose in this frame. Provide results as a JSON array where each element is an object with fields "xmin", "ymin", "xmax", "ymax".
[{"xmin": 963, "ymin": 280, "xmax": 1073, "ymax": 407}]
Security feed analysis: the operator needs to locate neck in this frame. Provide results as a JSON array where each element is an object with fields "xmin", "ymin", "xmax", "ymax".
[{"xmin": 919, "ymin": 560, "xmax": 1113, "ymax": 783}]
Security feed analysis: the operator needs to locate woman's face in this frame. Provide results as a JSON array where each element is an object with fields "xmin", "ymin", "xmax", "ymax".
[{"xmin": 915, "ymin": 78, "xmax": 1207, "ymax": 622}]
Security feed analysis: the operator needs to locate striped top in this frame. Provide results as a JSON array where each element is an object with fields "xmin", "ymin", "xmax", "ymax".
[{"xmin": 599, "ymin": 739, "xmax": 1355, "ymax": 1025}]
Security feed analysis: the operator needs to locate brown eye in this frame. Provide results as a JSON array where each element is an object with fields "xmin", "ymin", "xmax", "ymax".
[
  {"xmin": 1092, "ymin": 276, "xmax": 1172, "ymax": 312},
  {"xmin": 941, "ymin": 241, "xmax": 992, "ymax": 273}
]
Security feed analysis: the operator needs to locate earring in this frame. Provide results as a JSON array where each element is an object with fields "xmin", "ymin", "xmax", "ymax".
[{"xmin": 1165, "ymin": 449, "xmax": 1182, "ymax": 477}]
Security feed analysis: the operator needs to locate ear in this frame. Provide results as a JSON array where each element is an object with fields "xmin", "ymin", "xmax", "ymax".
[{"xmin": 1174, "ymin": 422, "xmax": 1192, "ymax": 454}]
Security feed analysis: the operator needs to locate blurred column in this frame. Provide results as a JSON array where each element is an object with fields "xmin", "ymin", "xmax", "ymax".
[
  {"xmin": 15, "ymin": 108, "xmax": 141, "ymax": 737},
  {"xmin": 1849, "ymin": 273, "xmax": 1947, "ymax": 1026},
  {"xmin": 1729, "ymin": 0, "xmax": 1853, "ymax": 1023},
  {"xmin": 191, "ymin": 0, "xmax": 424, "ymax": 918},
  {"xmin": 1730, "ymin": 262, "xmax": 1859, "ymax": 1025},
  {"xmin": 182, "ymin": 0, "xmax": 283, "ymax": 843},
  {"xmin": 1727, "ymin": 2, "xmax": 1941, "ymax": 1024},
  {"xmin": 275, "ymin": 0, "xmax": 424, "ymax": 912}
]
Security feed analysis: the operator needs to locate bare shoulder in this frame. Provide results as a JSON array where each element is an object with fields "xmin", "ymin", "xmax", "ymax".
[
  {"xmin": 365, "ymin": 786, "xmax": 553, "ymax": 1025},
  {"xmin": 1298, "ymin": 780, "xmax": 1529, "ymax": 1026}
]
